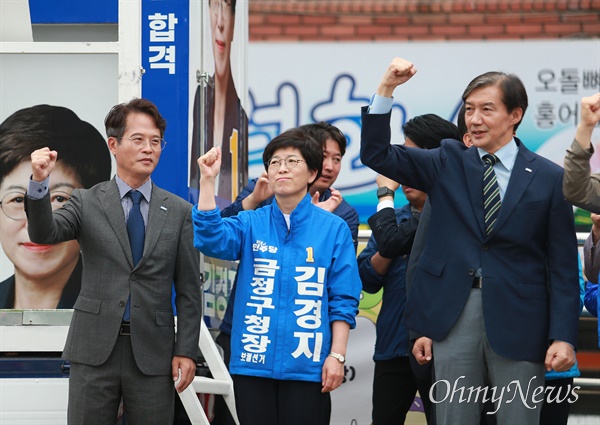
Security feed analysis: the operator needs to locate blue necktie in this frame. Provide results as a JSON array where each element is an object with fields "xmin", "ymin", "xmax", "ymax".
[
  {"xmin": 483, "ymin": 154, "xmax": 501, "ymax": 235},
  {"xmin": 124, "ymin": 190, "xmax": 145, "ymax": 321}
]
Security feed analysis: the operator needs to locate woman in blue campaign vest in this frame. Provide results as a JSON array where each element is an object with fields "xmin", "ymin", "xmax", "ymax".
[{"xmin": 192, "ymin": 128, "xmax": 361, "ymax": 425}]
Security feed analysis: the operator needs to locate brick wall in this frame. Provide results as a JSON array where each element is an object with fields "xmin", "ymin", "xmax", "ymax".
[{"xmin": 248, "ymin": 0, "xmax": 600, "ymax": 41}]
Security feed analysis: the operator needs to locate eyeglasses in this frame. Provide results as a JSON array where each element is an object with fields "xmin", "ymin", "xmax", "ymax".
[
  {"xmin": 267, "ymin": 157, "xmax": 306, "ymax": 170},
  {"xmin": 122, "ymin": 136, "xmax": 167, "ymax": 150},
  {"xmin": 0, "ymin": 190, "xmax": 73, "ymax": 221},
  {"xmin": 211, "ymin": 0, "xmax": 232, "ymax": 17}
]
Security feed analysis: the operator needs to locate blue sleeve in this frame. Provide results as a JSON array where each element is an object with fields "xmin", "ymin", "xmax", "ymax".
[
  {"xmin": 220, "ymin": 178, "xmax": 258, "ymax": 218},
  {"xmin": 357, "ymin": 235, "xmax": 385, "ymax": 294},
  {"xmin": 327, "ymin": 221, "xmax": 362, "ymax": 329},
  {"xmin": 368, "ymin": 94, "xmax": 394, "ymax": 114},
  {"xmin": 578, "ymin": 256, "xmax": 585, "ymax": 312},
  {"xmin": 584, "ymin": 281, "xmax": 598, "ymax": 318},
  {"xmin": 192, "ymin": 206, "xmax": 245, "ymax": 261},
  {"xmin": 27, "ymin": 176, "xmax": 50, "ymax": 200}
]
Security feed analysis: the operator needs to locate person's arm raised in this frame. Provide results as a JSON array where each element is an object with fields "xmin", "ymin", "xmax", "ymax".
[
  {"xmin": 197, "ymin": 146, "xmax": 221, "ymax": 211},
  {"xmin": 575, "ymin": 93, "xmax": 600, "ymax": 151},
  {"xmin": 376, "ymin": 57, "xmax": 417, "ymax": 98},
  {"xmin": 31, "ymin": 147, "xmax": 57, "ymax": 182}
]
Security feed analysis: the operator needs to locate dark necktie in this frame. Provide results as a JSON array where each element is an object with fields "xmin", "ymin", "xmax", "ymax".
[
  {"xmin": 483, "ymin": 154, "xmax": 501, "ymax": 235},
  {"xmin": 124, "ymin": 190, "xmax": 145, "ymax": 321}
]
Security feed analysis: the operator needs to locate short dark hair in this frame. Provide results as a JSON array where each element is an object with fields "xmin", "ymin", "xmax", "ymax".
[
  {"xmin": 402, "ymin": 114, "xmax": 460, "ymax": 150},
  {"xmin": 262, "ymin": 128, "xmax": 323, "ymax": 187},
  {"xmin": 0, "ymin": 105, "xmax": 111, "ymax": 189},
  {"xmin": 462, "ymin": 71, "xmax": 528, "ymax": 131},
  {"xmin": 457, "ymin": 103, "xmax": 467, "ymax": 138},
  {"xmin": 104, "ymin": 98, "xmax": 167, "ymax": 140},
  {"xmin": 298, "ymin": 122, "xmax": 347, "ymax": 156}
]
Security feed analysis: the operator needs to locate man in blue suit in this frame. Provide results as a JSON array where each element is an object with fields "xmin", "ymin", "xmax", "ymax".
[{"xmin": 360, "ymin": 58, "xmax": 580, "ymax": 424}]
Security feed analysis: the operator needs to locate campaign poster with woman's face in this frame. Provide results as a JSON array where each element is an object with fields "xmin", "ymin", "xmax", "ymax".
[
  {"xmin": 0, "ymin": 52, "xmax": 117, "ymax": 309},
  {"xmin": 190, "ymin": 0, "xmax": 249, "ymax": 328},
  {"xmin": 189, "ymin": 0, "xmax": 248, "ymax": 209}
]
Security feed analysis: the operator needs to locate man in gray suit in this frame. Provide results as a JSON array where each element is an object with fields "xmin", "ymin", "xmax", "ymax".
[{"xmin": 25, "ymin": 98, "xmax": 202, "ymax": 425}]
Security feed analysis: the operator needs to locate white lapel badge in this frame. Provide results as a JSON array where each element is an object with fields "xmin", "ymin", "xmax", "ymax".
[
  {"xmin": 525, "ymin": 168, "xmax": 532, "ymax": 173},
  {"xmin": 160, "ymin": 206, "xmax": 167, "ymax": 211}
]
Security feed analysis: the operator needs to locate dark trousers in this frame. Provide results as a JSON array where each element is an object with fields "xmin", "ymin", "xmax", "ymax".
[
  {"xmin": 540, "ymin": 377, "xmax": 574, "ymax": 425},
  {"xmin": 232, "ymin": 374, "xmax": 331, "ymax": 425},
  {"xmin": 373, "ymin": 356, "xmax": 433, "ymax": 425}
]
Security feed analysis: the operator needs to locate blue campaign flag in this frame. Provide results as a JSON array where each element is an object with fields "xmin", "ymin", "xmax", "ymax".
[{"xmin": 141, "ymin": 0, "xmax": 190, "ymax": 201}]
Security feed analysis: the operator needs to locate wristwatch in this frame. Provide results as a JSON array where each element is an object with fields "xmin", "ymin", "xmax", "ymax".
[
  {"xmin": 376, "ymin": 186, "xmax": 395, "ymax": 199},
  {"xmin": 329, "ymin": 352, "xmax": 346, "ymax": 364}
]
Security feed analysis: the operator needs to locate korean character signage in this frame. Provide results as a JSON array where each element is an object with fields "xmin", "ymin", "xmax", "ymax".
[{"xmin": 141, "ymin": 0, "xmax": 189, "ymax": 199}]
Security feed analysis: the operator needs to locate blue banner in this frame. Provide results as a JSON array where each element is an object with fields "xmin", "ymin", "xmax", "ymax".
[
  {"xmin": 141, "ymin": 0, "xmax": 190, "ymax": 200},
  {"xmin": 29, "ymin": 0, "xmax": 117, "ymax": 24}
]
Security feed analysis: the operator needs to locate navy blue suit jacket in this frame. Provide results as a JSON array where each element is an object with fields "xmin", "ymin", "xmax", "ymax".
[{"xmin": 360, "ymin": 108, "xmax": 580, "ymax": 363}]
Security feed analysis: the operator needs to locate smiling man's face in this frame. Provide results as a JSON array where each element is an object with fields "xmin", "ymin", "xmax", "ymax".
[{"xmin": 311, "ymin": 138, "xmax": 342, "ymax": 194}]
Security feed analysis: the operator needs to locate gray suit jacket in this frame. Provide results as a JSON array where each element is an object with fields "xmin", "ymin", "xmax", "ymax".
[
  {"xmin": 583, "ymin": 233, "xmax": 599, "ymax": 284},
  {"xmin": 563, "ymin": 137, "xmax": 600, "ymax": 214},
  {"xmin": 26, "ymin": 178, "xmax": 202, "ymax": 376}
]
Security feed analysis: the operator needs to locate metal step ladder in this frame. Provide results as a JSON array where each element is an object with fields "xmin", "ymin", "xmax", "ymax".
[{"xmin": 176, "ymin": 321, "xmax": 239, "ymax": 425}]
